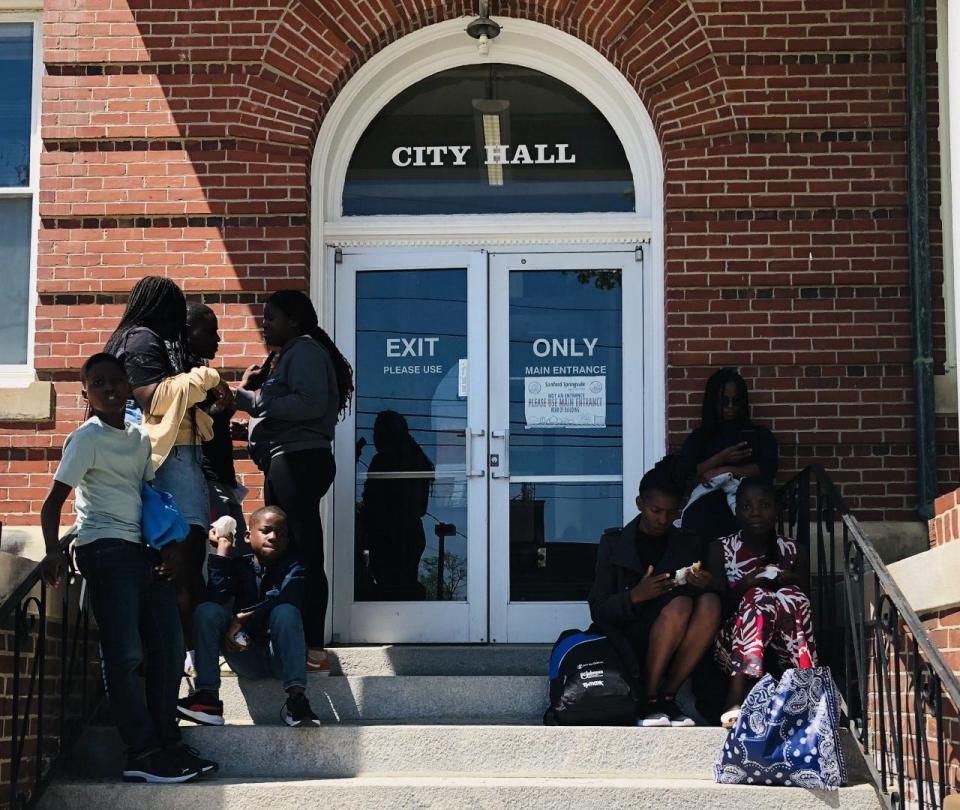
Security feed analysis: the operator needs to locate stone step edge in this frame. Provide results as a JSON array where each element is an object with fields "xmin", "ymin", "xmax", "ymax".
[{"xmin": 46, "ymin": 775, "xmax": 879, "ymax": 790}]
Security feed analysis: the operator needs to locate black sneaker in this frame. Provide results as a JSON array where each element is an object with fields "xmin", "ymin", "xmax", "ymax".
[
  {"xmin": 662, "ymin": 697, "xmax": 696, "ymax": 727},
  {"xmin": 170, "ymin": 743, "xmax": 219, "ymax": 775},
  {"xmin": 122, "ymin": 747, "xmax": 201, "ymax": 783},
  {"xmin": 281, "ymin": 692, "xmax": 321, "ymax": 727},
  {"xmin": 177, "ymin": 690, "xmax": 225, "ymax": 726}
]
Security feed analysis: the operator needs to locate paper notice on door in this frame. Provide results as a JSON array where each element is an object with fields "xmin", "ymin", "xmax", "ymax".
[
  {"xmin": 524, "ymin": 376, "xmax": 606, "ymax": 428},
  {"xmin": 458, "ymin": 358, "xmax": 468, "ymax": 398}
]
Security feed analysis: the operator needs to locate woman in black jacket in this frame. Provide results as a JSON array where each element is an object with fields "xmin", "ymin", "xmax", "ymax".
[
  {"xmin": 589, "ymin": 459, "xmax": 721, "ymax": 727},
  {"xmin": 234, "ymin": 290, "xmax": 353, "ymax": 674}
]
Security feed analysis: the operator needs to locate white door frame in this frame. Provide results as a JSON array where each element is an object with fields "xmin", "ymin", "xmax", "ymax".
[
  {"xmin": 332, "ymin": 248, "xmax": 490, "ymax": 643},
  {"xmin": 487, "ymin": 250, "xmax": 642, "ymax": 642},
  {"xmin": 311, "ymin": 17, "xmax": 666, "ymax": 644}
]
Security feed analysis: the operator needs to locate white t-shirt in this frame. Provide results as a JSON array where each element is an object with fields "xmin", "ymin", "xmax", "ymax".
[{"xmin": 54, "ymin": 416, "xmax": 154, "ymax": 546}]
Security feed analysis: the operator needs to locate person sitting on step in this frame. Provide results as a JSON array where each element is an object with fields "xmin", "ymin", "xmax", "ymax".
[
  {"xmin": 588, "ymin": 456, "xmax": 722, "ymax": 727},
  {"xmin": 177, "ymin": 506, "xmax": 321, "ymax": 727},
  {"xmin": 708, "ymin": 476, "xmax": 817, "ymax": 729}
]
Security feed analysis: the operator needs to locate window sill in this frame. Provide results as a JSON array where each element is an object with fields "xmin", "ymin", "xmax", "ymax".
[{"xmin": 0, "ymin": 381, "xmax": 53, "ymax": 421}]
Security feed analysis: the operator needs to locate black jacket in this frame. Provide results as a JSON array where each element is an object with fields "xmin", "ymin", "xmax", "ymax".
[
  {"xmin": 204, "ymin": 550, "xmax": 305, "ymax": 638},
  {"xmin": 588, "ymin": 516, "xmax": 703, "ymax": 627}
]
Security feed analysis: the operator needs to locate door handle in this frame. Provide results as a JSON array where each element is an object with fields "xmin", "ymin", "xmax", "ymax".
[
  {"xmin": 465, "ymin": 428, "xmax": 485, "ymax": 477},
  {"xmin": 491, "ymin": 429, "xmax": 510, "ymax": 479}
]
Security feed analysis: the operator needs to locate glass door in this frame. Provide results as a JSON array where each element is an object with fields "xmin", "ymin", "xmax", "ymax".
[
  {"xmin": 332, "ymin": 250, "xmax": 489, "ymax": 642},
  {"xmin": 487, "ymin": 251, "xmax": 642, "ymax": 642}
]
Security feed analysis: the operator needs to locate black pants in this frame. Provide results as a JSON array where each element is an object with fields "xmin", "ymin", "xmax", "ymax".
[
  {"xmin": 262, "ymin": 448, "xmax": 336, "ymax": 647},
  {"xmin": 75, "ymin": 539, "xmax": 183, "ymax": 756}
]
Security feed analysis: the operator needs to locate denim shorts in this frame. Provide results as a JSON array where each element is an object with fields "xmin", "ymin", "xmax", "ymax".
[{"xmin": 154, "ymin": 445, "xmax": 210, "ymax": 528}]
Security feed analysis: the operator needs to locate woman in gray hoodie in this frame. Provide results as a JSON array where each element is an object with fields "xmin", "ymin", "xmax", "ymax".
[{"xmin": 234, "ymin": 290, "xmax": 353, "ymax": 672}]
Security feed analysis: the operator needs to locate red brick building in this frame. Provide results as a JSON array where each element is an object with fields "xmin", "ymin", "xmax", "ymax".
[{"xmin": 0, "ymin": 0, "xmax": 958, "ymax": 643}]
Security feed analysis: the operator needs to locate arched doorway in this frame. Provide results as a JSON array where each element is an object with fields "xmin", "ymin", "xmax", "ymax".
[{"xmin": 312, "ymin": 18, "xmax": 665, "ymax": 643}]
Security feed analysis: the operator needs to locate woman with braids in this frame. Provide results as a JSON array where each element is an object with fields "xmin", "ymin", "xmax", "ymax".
[
  {"xmin": 234, "ymin": 289, "xmax": 353, "ymax": 674},
  {"xmin": 105, "ymin": 276, "xmax": 232, "ymax": 668},
  {"xmin": 678, "ymin": 367, "xmax": 779, "ymax": 547}
]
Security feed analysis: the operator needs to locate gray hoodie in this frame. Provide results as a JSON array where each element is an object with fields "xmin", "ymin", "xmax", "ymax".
[{"xmin": 234, "ymin": 335, "xmax": 339, "ymax": 466}]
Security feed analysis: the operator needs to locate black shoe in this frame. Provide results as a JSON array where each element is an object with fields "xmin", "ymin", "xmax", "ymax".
[
  {"xmin": 177, "ymin": 690, "xmax": 225, "ymax": 726},
  {"xmin": 661, "ymin": 697, "xmax": 696, "ymax": 727},
  {"xmin": 170, "ymin": 743, "xmax": 219, "ymax": 775},
  {"xmin": 281, "ymin": 692, "xmax": 321, "ymax": 727},
  {"xmin": 122, "ymin": 747, "xmax": 201, "ymax": 783}
]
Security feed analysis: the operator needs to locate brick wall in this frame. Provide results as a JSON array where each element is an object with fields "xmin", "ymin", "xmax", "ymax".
[
  {"xmin": 930, "ymin": 487, "xmax": 960, "ymax": 547},
  {"xmin": 0, "ymin": 0, "xmax": 957, "ymax": 522}
]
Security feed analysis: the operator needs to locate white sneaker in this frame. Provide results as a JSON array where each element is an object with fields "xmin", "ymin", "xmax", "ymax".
[
  {"xmin": 662, "ymin": 698, "xmax": 696, "ymax": 727},
  {"xmin": 638, "ymin": 701, "xmax": 671, "ymax": 727}
]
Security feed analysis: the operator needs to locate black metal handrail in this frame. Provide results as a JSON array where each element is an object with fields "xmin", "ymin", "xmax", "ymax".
[
  {"xmin": 0, "ymin": 536, "xmax": 98, "ymax": 810},
  {"xmin": 780, "ymin": 464, "xmax": 960, "ymax": 809}
]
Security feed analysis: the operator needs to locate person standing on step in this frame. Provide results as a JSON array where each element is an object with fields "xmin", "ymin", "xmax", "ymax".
[
  {"xmin": 177, "ymin": 505, "xmax": 321, "ymax": 727},
  {"xmin": 708, "ymin": 476, "xmax": 817, "ymax": 729},
  {"xmin": 589, "ymin": 456, "xmax": 722, "ymax": 727},
  {"xmin": 105, "ymin": 277, "xmax": 233, "ymax": 675},
  {"xmin": 185, "ymin": 302, "xmax": 248, "ymax": 548},
  {"xmin": 233, "ymin": 290, "xmax": 353, "ymax": 676},
  {"xmin": 39, "ymin": 353, "xmax": 217, "ymax": 783}
]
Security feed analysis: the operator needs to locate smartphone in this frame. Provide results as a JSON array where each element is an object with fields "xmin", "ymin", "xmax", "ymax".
[{"xmin": 739, "ymin": 428, "xmax": 757, "ymax": 456}]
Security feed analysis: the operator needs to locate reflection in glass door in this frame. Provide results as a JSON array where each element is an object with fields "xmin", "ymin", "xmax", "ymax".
[
  {"xmin": 488, "ymin": 251, "xmax": 642, "ymax": 642},
  {"xmin": 332, "ymin": 251, "xmax": 488, "ymax": 643}
]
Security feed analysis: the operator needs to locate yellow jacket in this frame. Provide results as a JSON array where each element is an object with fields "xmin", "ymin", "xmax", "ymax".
[{"xmin": 144, "ymin": 366, "xmax": 220, "ymax": 468}]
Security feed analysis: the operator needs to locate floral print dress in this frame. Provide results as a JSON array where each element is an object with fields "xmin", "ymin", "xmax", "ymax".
[{"xmin": 714, "ymin": 531, "xmax": 817, "ymax": 678}]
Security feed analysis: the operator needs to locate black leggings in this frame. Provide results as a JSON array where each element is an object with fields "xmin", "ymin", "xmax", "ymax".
[{"xmin": 262, "ymin": 448, "xmax": 336, "ymax": 647}]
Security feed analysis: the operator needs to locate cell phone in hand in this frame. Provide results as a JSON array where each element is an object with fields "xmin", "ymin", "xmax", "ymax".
[{"xmin": 739, "ymin": 428, "xmax": 757, "ymax": 456}]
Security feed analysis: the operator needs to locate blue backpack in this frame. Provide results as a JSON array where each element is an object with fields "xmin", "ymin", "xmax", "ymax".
[{"xmin": 544, "ymin": 626, "xmax": 640, "ymax": 726}]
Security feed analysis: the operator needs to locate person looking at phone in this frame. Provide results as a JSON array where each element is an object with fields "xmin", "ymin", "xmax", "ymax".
[
  {"xmin": 588, "ymin": 457, "xmax": 721, "ymax": 727},
  {"xmin": 233, "ymin": 290, "xmax": 353, "ymax": 675},
  {"xmin": 678, "ymin": 367, "xmax": 779, "ymax": 545}
]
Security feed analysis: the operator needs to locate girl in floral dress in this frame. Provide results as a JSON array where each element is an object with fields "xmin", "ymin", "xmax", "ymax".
[{"xmin": 707, "ymin": 476, "xmax": 817, "ymax": 728}]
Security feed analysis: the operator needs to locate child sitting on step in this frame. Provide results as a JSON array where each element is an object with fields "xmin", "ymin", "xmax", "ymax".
[
  {"xmin": 708, "ymin": 476, "xmax": 817, "ymax": 729},
  {"xmin": 177, "ymin": 506, "xmax": 321, "ymax": 727},
  {"xmin": 588, "ymin": 457, "xmax": 722, "ymax": 727}
]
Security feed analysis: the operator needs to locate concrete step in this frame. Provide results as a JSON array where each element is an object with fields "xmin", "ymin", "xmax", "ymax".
[
  {"xmin": 67, "ymin": 724, "xmax": 874, "ymax": 783},
  {"xmin": 183, "ymin": 673, "xmax": 546, "ymax": 724},
  {"xmin": 325, "ymin": 645, "xmax": 550, "ymax": 676},
  {"xmin": 38, "ymin": 775, "xmax": 884, "ymax": 810}
]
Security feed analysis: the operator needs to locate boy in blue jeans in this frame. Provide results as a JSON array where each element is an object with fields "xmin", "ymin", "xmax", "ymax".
[
  {"xmin": 40, "ymin": 353, "xmax": 216, "ymax": 783},
  {"xmin": 177, "ymin": 506, "xmax": 321, "ymax": 727}
]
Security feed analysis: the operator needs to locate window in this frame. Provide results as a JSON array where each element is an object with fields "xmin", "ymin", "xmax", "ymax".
[
  {"xmin": 343, "ymin": 64, "xmax": 634, "ymax": 216},
  {"xmin": 0, "ymin": 19, "xmax": 40, "ymax": 382}
]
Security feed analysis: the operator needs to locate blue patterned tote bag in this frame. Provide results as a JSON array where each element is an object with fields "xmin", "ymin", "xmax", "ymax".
[{"xmin": 714, "ymin": 667, "xmax": 846, "ymax": 790}]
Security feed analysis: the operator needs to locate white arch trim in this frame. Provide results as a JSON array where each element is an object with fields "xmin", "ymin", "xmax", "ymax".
[{"xmin": 309, "ymin": 14, "xmax": 666, "ymax": 461}]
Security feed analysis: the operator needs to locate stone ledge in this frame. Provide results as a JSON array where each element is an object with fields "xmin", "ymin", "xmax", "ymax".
[
  {"xmin": 0, "ymin": 381, "xmax": 53, "ymax": 422},
  {"xmin": 888, "ymin": 541, "xmax": 960, "ymax": 614}
]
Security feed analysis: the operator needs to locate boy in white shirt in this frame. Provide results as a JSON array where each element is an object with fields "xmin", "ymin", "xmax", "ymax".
[{"xmin": 40, "ymin": 353, "xmax": 217, "ymax": 783}]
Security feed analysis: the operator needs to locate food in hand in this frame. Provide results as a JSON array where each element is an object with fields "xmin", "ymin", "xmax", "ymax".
[
  {"xmin": 210, "ymin": 515, "xmax": 237, "ymax": 546},
  {"xmin": 674, "ymin": 561, "xmax": 702, "ymax": 585}
]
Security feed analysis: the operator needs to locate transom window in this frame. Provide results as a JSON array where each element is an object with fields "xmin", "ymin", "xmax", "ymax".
[{"xmin": 343, "ymin": 64, "xmax": 634, "ymax": 216}]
